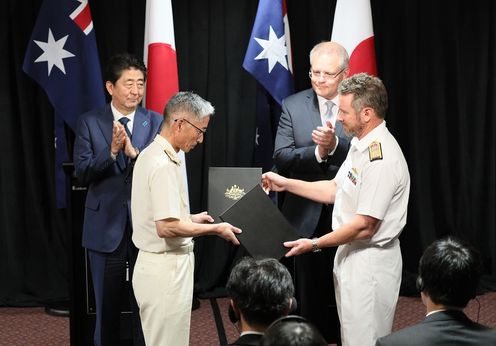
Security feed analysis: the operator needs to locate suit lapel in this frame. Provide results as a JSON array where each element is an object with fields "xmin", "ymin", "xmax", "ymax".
[
  {"xmin": 98, "ymin": 104, "xmax": 127, "ymax": 171},
  {"xmin": 335, "ymin": 118, "xmax": 345, "ymax": 137},
  {"xmin": 132, "ymin": 107, "xmax": 151, "ymax": 150},
  {"xmin": 308, "ymin": 92, "xmax": 322, "ymax": 129},
  {"xmin": 98, "ymin": 104, "xmax": 114, "ymax": 147},
  {"xmin": 308, "ymin": 92, "xmax": 346, "ymax": 139}
]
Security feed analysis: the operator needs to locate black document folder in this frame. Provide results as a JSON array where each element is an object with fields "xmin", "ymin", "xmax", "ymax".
[
  {"xmin": 208, "ymin": 167, "xmax": 262, "ymax": 222},
  {"xmin": 219, "ymin": 184, "xmax": 299, "ymax": 259}
]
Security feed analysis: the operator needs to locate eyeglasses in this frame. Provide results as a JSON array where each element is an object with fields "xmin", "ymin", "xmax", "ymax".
[
  {"xmin": 175, "ymin": 118, "xmax": 206, "ymax": 136},
  {"xmin": 309, "ymin": 67, "xmax": 345, "ymax": 81}
]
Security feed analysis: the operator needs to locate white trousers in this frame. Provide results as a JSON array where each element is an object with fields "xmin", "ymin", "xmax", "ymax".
[
  {"xmin": 132, "ymin": 246, "xmax": 194, "ymax": 346},
  {"xmin": 334, "ymin": 240, "xmax": 402, "ymax": 346}
]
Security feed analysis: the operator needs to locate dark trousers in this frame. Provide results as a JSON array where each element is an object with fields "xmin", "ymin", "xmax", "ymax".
[
  {"xmin": 284, "ymin": 206, "xmax": 341, "ymax": 344},
  {"xmin": 88, "ymin": 222, "xmax": 144, "ymax": 346}
]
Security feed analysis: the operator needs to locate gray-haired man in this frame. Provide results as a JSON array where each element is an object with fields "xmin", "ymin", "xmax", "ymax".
[{"xmin": 131, "ymin": 91, "xmax": 241, "ymax": 346}]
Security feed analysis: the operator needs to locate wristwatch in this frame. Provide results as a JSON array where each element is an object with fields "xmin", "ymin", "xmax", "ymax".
[{"xmin": 311, "ymin": 238, "xmax": 321, "ymax": 253}]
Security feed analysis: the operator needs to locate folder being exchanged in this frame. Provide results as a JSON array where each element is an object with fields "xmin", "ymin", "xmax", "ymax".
[
  {"xmin": 219, "ymin": 184, "xmax": 299, "ymax": 260},
  {"xmin": 208, "ymin": 167, "xmax": 262, "ymax": 222}
]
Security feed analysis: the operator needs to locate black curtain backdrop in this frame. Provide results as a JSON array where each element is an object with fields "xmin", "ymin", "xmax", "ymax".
[{"xmin": 1, "ymin": 0, "xmax": 495, "ymax": 305}]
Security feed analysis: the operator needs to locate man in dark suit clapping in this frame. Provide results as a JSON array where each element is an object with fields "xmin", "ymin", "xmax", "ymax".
[
  {"xmin": 74, "ymin": 53, "xmax": 163, "ymax": 346},
  {"xmin": 273, "ymin": 41, "xmax": 351, "ymax": 343}
]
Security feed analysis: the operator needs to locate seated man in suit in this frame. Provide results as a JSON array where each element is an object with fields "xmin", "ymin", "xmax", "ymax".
[
  {"xmin": 376, "ymin": 237, "xmax": 496, "ymax": 346},
  {"xmin": 225, "ymin": 257, "xmax": 295, "ymax": 346}
]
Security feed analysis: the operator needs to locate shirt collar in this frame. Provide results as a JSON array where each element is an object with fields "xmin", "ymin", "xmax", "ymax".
[
  {"xmin": 111, "ymin": 102, "xmax": 136, "ymax": 130},
  {"xmin": 155, "ymin": 134, "xmax": 181, "ymax": 166},
  {"xmin": 317, "ymin": 94, "xmax": 339, "ymax": 115},
  {"xmin": 426, "ymin": 308, "xmax": 463, "ymax": 317},
  {"xmin": 351, "ymin": 120, "xmax": 386, "ymax": 152},
  {"xmin": 239, "ymin": 331, "xmax": 264, "ymax": 337},
  {"xmin": 426, "ymin": 308, "xmax": 448, "ymax": 317}
]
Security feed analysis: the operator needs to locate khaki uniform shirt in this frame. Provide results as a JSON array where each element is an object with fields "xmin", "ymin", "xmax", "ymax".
[{"xmin": 131, "ymin": 134, "xmax": 192, "ymax": 252}]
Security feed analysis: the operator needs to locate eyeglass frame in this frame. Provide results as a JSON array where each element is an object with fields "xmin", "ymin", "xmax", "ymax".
[
  {"xmin": 175, "ymin": 118, "xmax": 206, "ymax": 136},
  {"xmin": 308, "ymin": 67, "xmax": 346, "ymax": 81}
]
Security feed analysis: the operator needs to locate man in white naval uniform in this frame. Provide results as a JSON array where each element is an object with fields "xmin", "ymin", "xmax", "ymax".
[{"xmin": 262, "ymin": 73, "xmax": 410, "ymax": 346}]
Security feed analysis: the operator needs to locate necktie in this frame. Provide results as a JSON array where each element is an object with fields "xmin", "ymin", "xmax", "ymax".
[
  {"xmin": 324, "ymin": 100, "xmax": 335, "ymax": 124},
  {"xmin": 325, "ymin": 100, "xmax": 343, "ymax": 137},
  {"xmin": 118, "ymin": 117, "xmax": 132, "ymax": 140},
  {"xmin": 117, "ymin": 117, "xmax": 131, "ymax": 168}
]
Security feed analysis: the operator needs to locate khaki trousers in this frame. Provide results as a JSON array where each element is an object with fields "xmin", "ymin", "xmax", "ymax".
[{"xmin": 133, "ymin": 245, "xmax": 194, "ymax": 346}]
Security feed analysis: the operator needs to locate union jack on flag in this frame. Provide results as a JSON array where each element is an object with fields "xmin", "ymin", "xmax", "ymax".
[{"xmin": 23, "ymin": 0, "xmax": 106, "ymax": 207}]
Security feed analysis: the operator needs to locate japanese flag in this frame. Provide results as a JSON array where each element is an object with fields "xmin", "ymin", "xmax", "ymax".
[
  {"xmin": 331, "ymin": 0, "xmax": 377, "ymax": 76},
  {"xmin": 144, "ymin": 0, "xmax": 189, "ymax": 200}
]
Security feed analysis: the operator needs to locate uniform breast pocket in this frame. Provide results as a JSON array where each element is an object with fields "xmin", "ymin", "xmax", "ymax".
[{"xmin": 340, "ymin": 173, "xmax": 360, "ymax": 213}]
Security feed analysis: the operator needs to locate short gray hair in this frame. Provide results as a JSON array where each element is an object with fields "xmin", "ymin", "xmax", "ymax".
[
  {"xmin": 338, "ymin": 73, "xmax": 388, "ymax": 119},
  {"xmin": 164, "ymin": 91, "xmax": 214, "ymax": 122}
]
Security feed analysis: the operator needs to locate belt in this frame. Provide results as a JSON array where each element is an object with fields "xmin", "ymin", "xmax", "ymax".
[{"xmin": 165, "ymin": 242, "xmax": 194, "ymax": 254}]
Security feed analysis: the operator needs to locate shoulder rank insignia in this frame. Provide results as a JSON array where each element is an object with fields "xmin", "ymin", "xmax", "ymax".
[
  {"xmin": 368, "ymin": 141, "xmax": 383, "ymax": 162},
  {"xmin": 164, "ymin": 149, "xmax": 181, "ymax": 166}
]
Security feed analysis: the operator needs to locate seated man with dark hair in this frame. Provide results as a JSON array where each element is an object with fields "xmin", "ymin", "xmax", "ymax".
[
  {"xmin": 225, "ymin": 257, "xmax": 295, "ymax": 346},
  {"xmin": 260, "ymin": 315, "xmax": 327, "ymax": 346},
  {"xmin": 376, "ymin": 237, "xmax": 496, "ymax": 346}
]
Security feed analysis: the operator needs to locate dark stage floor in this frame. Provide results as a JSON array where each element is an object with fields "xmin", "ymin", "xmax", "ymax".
[{"xmin": 1, "ymin": 292, "xmax": 495, "ymax": 345}]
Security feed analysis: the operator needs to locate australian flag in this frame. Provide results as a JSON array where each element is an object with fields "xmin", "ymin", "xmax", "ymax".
[
  {"xmin": 243, "ymin": 0, "xmax": 293, "ymax": 106},
  {"xmin": 23, "ymin": 0, "xmax": 106, "ymax": 208},
  {"xmin": 243, "ymin": 0, "xmax": 294, "ymax": 175}
]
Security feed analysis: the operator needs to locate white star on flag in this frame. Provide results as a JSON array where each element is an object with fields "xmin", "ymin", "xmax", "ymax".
[
  {"xmin": 254, "ymin": 26, "xmax": 289, "ymax": 73},
  {"xmin": 34, "ymin": 28, "xmax": 75, "ymax": 76}
]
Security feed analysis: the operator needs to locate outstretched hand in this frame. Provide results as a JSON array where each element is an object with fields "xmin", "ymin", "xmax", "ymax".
[
  {"xmin": 216, "ymin": 222, "xmax": 242, "ymax": 245},
  {"xmin": 283, "ymin": 238, "xmax": 312, "ymax": 257},
  {"xmin": 191, "ymin": 211, "xmax": 214, "ymax": 224},
  {"xmin": 261, "ymin": 171, "xmax": 288, "ymax": 193}
]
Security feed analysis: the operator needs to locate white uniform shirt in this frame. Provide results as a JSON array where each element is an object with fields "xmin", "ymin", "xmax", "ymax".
[
  {"xmin": 331, "ymin": 121, "xmax": 410, "ymax": 346},
  {"xmin": 131, "ymin": 134, "xmax": 192, "ymax": 252},
  {"xmin": 333, "ymin": 121, "xmax": 410, "ymax": 247}
]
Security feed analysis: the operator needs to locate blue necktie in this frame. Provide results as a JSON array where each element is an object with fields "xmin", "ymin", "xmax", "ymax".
[
  {"xmin": 117, "ymin": 117, "xmax": 131, "ymax": 168},
  {"xmin": 118, "ymin": 117, "xmax": 132, "ymax": 140}
]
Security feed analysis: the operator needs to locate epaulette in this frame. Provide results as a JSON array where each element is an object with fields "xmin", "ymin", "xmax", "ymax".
[
  {"xmin": 164, "ymin": 149, "xmax": 181, "ymax": 166},
  {"xmin": 368, "ymin": 141, "xmax": 383, "ymax": 162}
]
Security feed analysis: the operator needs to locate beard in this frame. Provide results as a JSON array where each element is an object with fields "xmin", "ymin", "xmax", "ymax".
[{"xmin": 343, "ymin": 119, "xmax": 365, "ymax": 138}]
